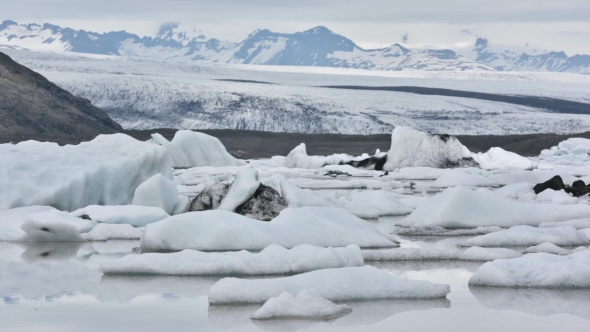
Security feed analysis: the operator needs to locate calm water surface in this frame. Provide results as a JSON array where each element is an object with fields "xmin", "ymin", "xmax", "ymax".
[{"xmin": 1, "ymin": 227, "xmax": 589, "ymax": 332}]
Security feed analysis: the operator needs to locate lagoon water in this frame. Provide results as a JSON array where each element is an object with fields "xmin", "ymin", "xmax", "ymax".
[{"xmin": 1, "ymin": 232, "xmax": 588, "ymax": 332}]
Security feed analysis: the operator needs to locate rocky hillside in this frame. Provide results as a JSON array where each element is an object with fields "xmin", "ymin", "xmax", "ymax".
[{"xmin": 0, "ymin": 51, "xmax": 122, "ymax": 141}]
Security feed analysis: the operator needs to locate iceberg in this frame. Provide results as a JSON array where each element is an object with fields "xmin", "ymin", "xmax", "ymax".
[
  {"xmin": 285, "ymin": 143, "xmax": 357, "ymax": 169},
  {"xmin": 472, "ymin": 147, "xmax": 536, "ymax": 170},
  {"xmin": 101, "ymin": 244, "xmax": 363, "ymax": 276},
  {"xmin": 383, "ymin": 127, "xmax": 473, "ymax": 170},
  {"xmin": 523, "ymin": 242, "xmax": 586, "ymax": 255},
  {"xmin": 469, "ymin": 250, "xmax": 590, "ymax": 288},
  {"xmin": 151, "ymin": 131, "xmax": 245, "ymax": 167},
  {"xmin": 458, "ymin": 225, "xmax": 589, "ymax": 247},
  {"xmin": 71, "ymin": 205, "xmax": 169, "ymax": 227},
  {"xmin": 0, "ymin": 208, "xmax": 90, "ymax": 242},
  {"xmin": 218, "ymin": 168, "xmax": 260, "ymax": 212},
  {"xmin": 208, "ymin": 266, "xmax": 450, "ymax": 304},
  {"xmin": 0, "ymin": 134, "xmax": 172, "ymax": 211},
  {"xmin": 251, "ymin": 289, "xmax": 352, "ymax": 320},
  {"xmin": 141, "ymin": 207, "xmax": 395, "ymax": 252},
  {"xmin": 83, "ymin": 224, "xmax": 143, "ymax": 241},
  {"xmin": 132, "ymin": 174, "xmax": 179, "ymax": 214},
  {"xmin": 401, "ymin": 187, "xmax": 590, "ymax": 228}
]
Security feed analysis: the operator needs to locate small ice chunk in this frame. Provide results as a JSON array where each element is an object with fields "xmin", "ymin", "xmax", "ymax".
[
  {"xmin": 83, "ymin": 224, "xmax": 143, "ymax": 241},
  {"xmin": 71, "ymin": 205, "xmax": 169, "ymax": 227},
  {"xmin": 472, "ymin": 147, "xmax": 536, "ymax": 170},
  {"xmin": 459, "ymin": 225, "xmax": 589, "ymax": 247},
  {"xmin": 0, "ymin": 208, "xmax": 92, "ymax": 241},
  {"xmin": 20, "ymin": 219, "xmax": 85, "ymax": 242},
  {"xmin": 251, "ymin": 289, "xmax": 352, "ymax": 320},
  {"xmin": 101, "ymin": 244, "xmax": 363, "ymax": 276},
  {"xmin": 132, "ymin": 174, "xmax": 179, "ymax": 214},
  {"xmin": 141, "ymin": 207, "xmax": 395, "ymax": 252},
  {"xmin": 401, "ymin": 187, "xmax": 590, "ymax": 228},
  {"xmin": 208, "ymin": 266, "xmax": 450, "ymax": 304},
  {"xmin": 469, "ymin": 251, "xmax": 590, "ymax": 288},
  {"xmin": 218, "ymin": 168, "xmax": 260, "ymax": 212}
]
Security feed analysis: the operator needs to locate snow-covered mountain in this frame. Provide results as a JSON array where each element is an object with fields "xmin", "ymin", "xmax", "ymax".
[
  {"xmin": 2, "ymin": 19, "xmax": 590, "ymax": 73},
  {"xmin": 460, "ymin": 38, "xmax": 590, "ymax": 74}
]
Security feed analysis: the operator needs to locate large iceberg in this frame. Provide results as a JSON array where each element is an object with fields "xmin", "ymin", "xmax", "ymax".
[
  {"xmin": 208, "ymin": 266, "xmax": 450, "ymax": 304},
  {"xmin": 101, "ymin": 244, "xmax": 363, "ymax": 276},
  {"xmin": 400, "ymin": 187, "xmax": 590, "ymax": 228},
  {"xmin": 141, "ymin": 207, "xmax": 395, "ymax": 252},
  {"xmin": 383, "ymin": 127, "xmax": 473, "ymax": 170},
  {"xmin": 0, "ymin": 134, "xmax": 172, "ymax": 211},
  {"xmin": 151, "ymin": 130, "xmax": 244, "ymax": 167},
  {"xmin": 132, "ymin": 174, "xmax": 179, "ymax": 215},
  {"xmin": 458, "ymin": 225, "xmax": 590, "ymax": 247},
  {"xmin": 472, "ymin": 147, "xmax": 536, "ymax": 170},
  {"xmin": 251, "ymin": 289, "xmax": 352, "ymax": 320},
  {"xmin": 469, "ymin": 250, "xmax": 590, "ymax": 288}
]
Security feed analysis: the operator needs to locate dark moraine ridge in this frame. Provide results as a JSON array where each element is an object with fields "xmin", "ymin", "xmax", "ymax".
[{"xmin": 321, "ymin": 85, "xmax": 590, "ymax": 115}]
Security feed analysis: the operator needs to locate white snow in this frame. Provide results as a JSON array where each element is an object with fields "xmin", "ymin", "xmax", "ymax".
[
  {"xmin": 140, "ymin": 207, "xmax": 395, "ymax": 252},
  {"xmin": 472, "ymin": 147, "xmax": 536, "ymax": 170},
  {"xmin": 401, "ymin": 187, "xmax": 590, "ymax": 228},
  {"xmin": 101, "ymin": 244, "xmax": 363, "ymax": 276},
  {"xmin": 469, "ymin": 250, "xmax": 590, "ymax": 288},
  {"xmin": 362, "ymin": 247, "xmax": 520, "ymax": 261},
  {"xmin": 540, "ymin": 218, "xmax": 590, "ymax": 230},
  {"xmin": 218, "ymin": 168, "xmax": 260, "ymax": 211},
  {"xmin": 208, "ymin": 266, "xmax": 450, "ymax": 304},
  {"xmin": 251, "ymin": 289, "xmax": 352, "ymax": 320},
  {"xmin": 0, "ymin": 134, "xmax": 173, "ymax": 212},
  {"xmin": 82, "ymin": 224, "xmax": 143, "ymax": 241},
  {"xmin": 132, "ymin": 174, "xmax": 179, "ymax": 214},
  {"xmin": 383, "ymin": 127, "xmax": 472, "ymax": 170},
  {"xmin": 150, "ymin": 130, "xmax": 245, "ymax": 167},
  {"xmin": 459, "ymin": 225, "xmax": 590, "ymax": 247},
  {"xmin": 71, "ymin": 205, "xmax": 170, "ymax": 227}
]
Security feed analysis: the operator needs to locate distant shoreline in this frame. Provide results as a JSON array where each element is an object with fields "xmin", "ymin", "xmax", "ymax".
[{"xmin": 3, "ymin": 129, "xmax": 589, "ymax": 159}]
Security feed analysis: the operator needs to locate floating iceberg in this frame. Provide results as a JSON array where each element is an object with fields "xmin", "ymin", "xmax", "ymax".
[
  {"xmin": 218, "ymin": 168, "xmax": 260, "ymax": 212},
  {"xmin": 251, "ymin": 289, "xmax": 352, "ymax": 320},
  {"xmin": 536, "ymin": 189, "xmax": 578, "ymax": 205},
  {"xmin": 472, "ymin": 147, "xmax": 536, "ymax": 170},
  {"xmin": 431, "ymin": 170, "xmax": 498, "ymax": 188},
  {"xmin": 383, "ymin": 127, "xmax": 473, "ymax": 170},
  {"xmin": 71, "ymin": 205, "xmax": 169, "ymax": 227},
  {"xmin": 208, "ymin": 266, "xmax": 450, "ymax": 304},
  {"xmin": 469, "ymin": 250, "xmax": 590, "ymax": 288},
  {"xmin": 401, "ymin": 187, "xmax": 590, "ymax": 228},
  {"xmin": 141, "ymin": 207, "xmax": 395, "ymax": 252},
  {"xmin": 0, "ymin": 208, "xmax": 90, "ymax": 242},
  {"xmin": 0, "ymin": 134, "xmax": 172, "ymax": 211},
  {"xmin": 491, "ymin": 183, "xmax": 535, "ymax": 200},
  {"xmin": 537, "ymin": 138, "xmax": 590, "ymax": 166},
  {"xmin": 151, "ymin": 130, "xmax": 244, "ymax": 167},
  {"xmin": 101, "ymin": 244, "xmax": 363, "ymax": 276},
  {"xmin": 83, "ymin": 224, "xmax": 143, "ymax": 241},
  {"xmin": 285, "ymin": 143, "xmax": 357, "ymax": 169},
  {"xmin": 132, "ymin": 174, "xmax": 179, "ymax": 214},
  {"xmin": 459, "ymin": 225, "xmax": 589, "ymax": 247},
  {"xmin": 523, "ymin": 242, "xmax": 586, "ymax": 255},
  {"xmin": 317, "ymin": 190, "xmax": 414, "ymax": 218},
  {"xmin": 362, "ymin": 247, "xmax": 520, "ymax": 261}
]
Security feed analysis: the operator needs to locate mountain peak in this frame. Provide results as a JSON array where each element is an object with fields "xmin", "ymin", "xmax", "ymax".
[
  {"xmin": 302, "ymin": 26, "xmax": 334, "ymax": 35},
  {"xmin": 0, "ymin": 20, "xmax": 17, "ymax": 30},
  {"xmin": 475, "ymin": 37, "xmax": 489, "ymax": 49}
]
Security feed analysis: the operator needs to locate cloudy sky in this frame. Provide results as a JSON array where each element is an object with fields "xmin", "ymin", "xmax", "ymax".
[{"xmin": 2, "ymin": 0, "xmax": 590, "ymax": 54}]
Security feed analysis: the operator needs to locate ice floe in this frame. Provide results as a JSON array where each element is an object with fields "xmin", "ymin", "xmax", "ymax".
[
  {"xmin": 285, "ymin": 143, "xmax": 357, "ymax": 169},
  {"xmin": 101, "ymin": 244, "xmax": 363, "ymax": 276},
  {"xmin": 71, "ymin": 205, "xmax": 169, "ymax": 227},
  {"xmin": 472, "ymin": 147, "xmax": 536, "ymax": 170},
  {"xmin": 523, "ymin": 242, "xmax": 587, "ymax": 255},
  {"xmin": 151, "ymin": 130, "xmax": 245, "ymax": 167},
  {"xmin": 218, "ymin": 168, "xmax": 260, "ymax": 212},
  {"xmin": 469, "ymin": 250, "xmax": 590, "ymax": 288},
  {"xmin": 401, "ymin": 187, "xmax": 590, "ymax": 228},
  {"xmin": 0, "ymin": 134, "xmax": 172, "ymax": 211},
  {"xmin": 132, "ymin": 174, "xmax": 179, "ymax": 214},
  {"xmin": 362, "ymin": 247, "xmax": 521, "ymax": 261},
  {"xmin": 82, "ymin": 224, "xmax": 143, "ymax": 241},
  {"xmin": 140, "ymin": 207, "xmax": 395, "ymax": 252},
  {"xmin": 458, "ymin": 225, "xmax": 590, "ymax": 247},
  {"xmin": 208, "ymin": 266, "xmax": 450, "ymax": 304},
  {"xmin": 251, "ymin": 289, "xmax": 352, "ymax": 320}
]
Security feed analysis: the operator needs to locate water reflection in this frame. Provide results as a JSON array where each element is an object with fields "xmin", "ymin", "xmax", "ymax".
[
  {"xmin": 470, "ymin": 286, "xmax": 590, "ymax": 320},
  {"xmin": 19, "ymin": 241, "xmax": 85, "ymax": 262},
  {"xmin": 208, "ymin": 299, "xmax": 450, "ymax": 331}
]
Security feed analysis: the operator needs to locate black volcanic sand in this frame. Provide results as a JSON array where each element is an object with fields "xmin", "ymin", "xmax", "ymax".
[{"xmin": 3, "ymin": 129, "xmax": 590, "ymax": 159}]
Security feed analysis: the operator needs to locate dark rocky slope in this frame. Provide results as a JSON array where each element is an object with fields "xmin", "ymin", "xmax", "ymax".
[{"xmin": 0, "ymin": 51, "xmax": 121, "ymax": 141}]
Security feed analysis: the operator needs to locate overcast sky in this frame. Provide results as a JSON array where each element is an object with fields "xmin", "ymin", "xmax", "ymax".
[{"xmin": 2, "ymin": 0, "xmax": 590, "ymax": 54}]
